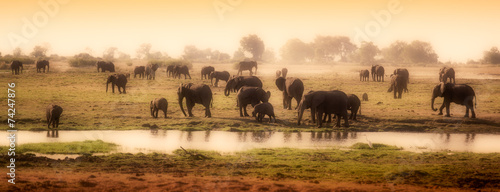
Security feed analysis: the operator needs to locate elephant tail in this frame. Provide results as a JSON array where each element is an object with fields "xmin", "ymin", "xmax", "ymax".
[
  {"xmin": 475, "ymin": 95, "xmax": 477, "ymax": 109},
  {"xmin": 359, "ymin": 104, "xmax": 361, "ymax": 116},
  {"xmin": 211, "ymin": 97, "xmax": 213, "ymax": 108}
]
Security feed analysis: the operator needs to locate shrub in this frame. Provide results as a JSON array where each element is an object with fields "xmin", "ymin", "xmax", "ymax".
[
  {"xmin": 68, "ymin": 53, "xmax": 98, "ymax": 67},
  {"xmin": 0, "ymin": 56, "xmax": 35, "ymax": 64}
]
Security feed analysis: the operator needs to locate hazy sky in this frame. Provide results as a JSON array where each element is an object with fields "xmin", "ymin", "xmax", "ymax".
[{"xmin": 2, "ymin": 0, "xmax": 500, "ymax": 62}]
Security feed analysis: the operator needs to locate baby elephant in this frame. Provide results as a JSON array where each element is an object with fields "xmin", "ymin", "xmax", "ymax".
[
  {"xmin": 46, "ymin": 104, "xmax": 63, "ymax": 129},
  {"xmin": 150, "ymin": 98, "xmax": 168, "ymax": 118},
  {"xmin": 252, "ymin": 102, "xmax": 276, "ymax": 123},
  {"xmin": 362, "ymin": 93, "xmax": 368, "ymax": 101}
]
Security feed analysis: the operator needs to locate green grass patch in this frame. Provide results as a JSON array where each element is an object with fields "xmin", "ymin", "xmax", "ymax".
[{"xmin": 0, "ymin": 140, "xmax": 117, "ymax": 154}]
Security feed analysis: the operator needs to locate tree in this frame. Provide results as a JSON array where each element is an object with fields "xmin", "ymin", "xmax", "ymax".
[
  {"xmin": 117, "ymin": 52, "xmax": 131, "ymax": 60},
  {"xmin": 182, "ymin": 45, "xmax": 203, "ymax": 60},
  {"xmin": 233, "ymin": 48, "xmax": 246, "ymax": 60},
  {"xmin": 311, "ymin": 35, "xmax": 357, "ymax": 63},
  {"xmin": 358, "ymin": 42, "xmax": 379, "ymax": 64},
  {"xmin": 103, "ymin": 47, "xmax": 118, "ymax": 60},
  {"xmin": 382, "ymin": 41, "xmax": 408, "ymax": 64},
  {"xmin": 136, "ymin": 43, "xmax": 152, "ymax": 59},
  {"xmin": 483, "ymin": 47, "xmax": 500, "ymax": 64},
  {"xmin": 240, "ymin": 34, "xmax": 265, "ymax": 60},
  {"xmin": 262, "ymin": 49, "xmax": 276, "ymax": 63},
  {"xmin": 280, "ymin": 38, "xmax": 313, "ymax": 63},
  {"xmin": 402, "ymin": 40, "xmax": 438, "ymax": 63},
  {"xmin": 13, "ymin": 47, "xmax": 22, "ymax": 57}
]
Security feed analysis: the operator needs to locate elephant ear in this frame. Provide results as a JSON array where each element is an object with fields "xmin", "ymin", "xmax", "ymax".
[
  {"xmin": 439, "ymin": 82, "xmax": 446, "ymax": 95},
  {"xmin": 275, "ymin": 77, "xmax": 285, "ymax": 91},
  {"xmin": 266, "ymin": 91, "xmax": 271, "ymax": 99}
]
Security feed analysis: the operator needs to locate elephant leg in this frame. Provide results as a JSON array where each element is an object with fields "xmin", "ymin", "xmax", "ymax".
[
  {"xmin": 215, "ymin": 79, "xmax": 219, "ymax": 87},
  {"xmin": 205, "ymin": 104, "xmax": 211, "ymax": 118},
  {"xmin": 393, "ymin": 90, "xmax": 397, "ymax": 99},
  {"xmin": 243, "ymin": 105, "xmax": 250, "ymax": 117},
  {"xmin": 123, "ymin": 86, "xmax": 126, "ymax": 94},
  {"xmin": 112, "ymin": 83, "xmax": 115, "ymax": 93},
  {"xmin": 163, "ymin": 109, "xmax": 167, "ymax": 118},
  {"xmin": 438, "ymin": 102, "xmax": 445, "ymax": 115},
  {"xmin": 310, "ymin": 109, "xmax": 316, "ymax": 123},
  {"xmin": 343, "ymin": 113, "xmax": 349, "ymax": 128},
  {"xmin": 445, "ymin": 102, "xmax": 451, "ymax": 117},
  {"xmin": 187, "ymin": 101, "xmax": 195, "ymax": 117},
  {"xmin": 317, "ymin": 111, "xmax": 324, "ymax": 128},
  {"xmin": 239, "ymin": 105, "xmax": 244, "ymax": 117},
  {"xmin": 470, "ymin": 101, "xmax": 476, "ymax": 118}
]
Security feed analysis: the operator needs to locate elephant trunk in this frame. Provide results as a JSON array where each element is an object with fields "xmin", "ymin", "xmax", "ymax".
[
  {"xmin": 106, "ymin": 82, "xmax": 109, "ymax": 92},
  {"xmin": 297, "ymin": 102, "xmax": 305, "ymax": 125},
  {"xmin": 47, "ymin": 64, "xmax": 50, "ymax": 72},
  {"xmin": 224, "ymin": 86, "xmax": 230, "ymax": 96},
  {"xmin": 178, "ymin": 96, "xmax": 188, "ymax": 117},
  {"xmin": 431, "ymin": 96, "xmax": 437, "ymax": 111}
]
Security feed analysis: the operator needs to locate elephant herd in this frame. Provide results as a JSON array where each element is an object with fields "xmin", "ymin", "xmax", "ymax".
[{"xmin": 7, "ymin": 59, "xmax": 477, "ymax": 130}]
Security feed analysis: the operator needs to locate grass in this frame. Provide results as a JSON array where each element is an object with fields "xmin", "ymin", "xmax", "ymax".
[
  {"xmin": 1, "ymin": 61, "xmax": 500, "ymax": 133},
  {"xmin": 3, "ymin": 144, "xmax": 499, "ymax": 189},
  {"xmin": 0, "ymin": 140, "xmax": 117, "ymax": 154}
]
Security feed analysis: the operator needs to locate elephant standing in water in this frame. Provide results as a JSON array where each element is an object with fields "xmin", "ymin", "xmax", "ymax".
[
  {"xmin": 210, "ymin": 71, "xmax": 230, "ymax": 87},
  {"xmin": 237, "ymin": 86, "xmax": 271, "ymax": 117},
  {"xmin": 106, "ymin": 74, "xmax": 128, "ymax": 94},
  {"xmin": 201, "ymin": 66, "xmax": 215, "ymax": 79},
  {"xmin": 439, "ymin": 67, "xmax": 455, "ymax": 84},
  {"xmin": 97, "ymin": 61, "xmax": 115, "ymax": 72},
  {"xmin": 134, "ymin": 66, "xmax": 145, "ymax": 78},
  {"xmin": 224, "ymin": 76, "xmax": 263, "ymax": 96},
  {"xmin": 388, "ymin": 74, "xmax": 407, "ymax": 99},
  {"xmin": 178, "ymin": 83, "xmax": 212, "ymax": 117},
  {"xmin": 359, "ymin": 69, "xmax": 369, "ymax": 81},
  {"xmin": 431, "ymin": 83, "xmax": 476, "ymax": 118},
  {"xmin": 150, "ymin": 98, "xmax": 168, "ymax": 118},
  {"xmin": 11, "ymin": 60, "xmax": 23, "ymax": 75},
  {"xmin": 237, "ymin": 61, "xmax": 258, "ymax": 75},
  {"xmin": 371, "ymin": 65, "xmax": 385, "ymax": 82},
  {"xmin": 46, "ymin": 104, "xmax": 63, "ymax": 129},
  {"xmin": 36, "ymin": 60, "xmax": 50, "ymax": 73},
  {"xmin": 146, "ymin": 63, "xmax": 159, "ymax": 80},
  {"xmin": 275, "ymin": 77, "xmax": 304, "ymax": 110},
  {"xmin": 297, "ymin": 90, "xmax": 349, "ymax": 128}
]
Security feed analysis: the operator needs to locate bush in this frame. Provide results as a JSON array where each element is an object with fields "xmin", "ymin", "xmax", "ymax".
[
  {"xmin": 0, "ymin": 56, "xmax": 35, "ymax": 64},
  {"xmin": 0, "ymin": 62, "xmax": 8, "ymax": 70},
  {"xmin": 68, "ymin": 53, "xmax": 98, "ymax": 67}
]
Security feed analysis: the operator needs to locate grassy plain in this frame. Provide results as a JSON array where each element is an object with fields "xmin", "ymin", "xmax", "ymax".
[{"xmin": 1, "ymin": 61, "xmax": 500, "ymax": 133}]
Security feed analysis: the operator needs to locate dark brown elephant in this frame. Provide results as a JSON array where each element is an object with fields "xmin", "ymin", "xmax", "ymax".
[
  {"xmin": 371, "ymin": 65, "xmax": 385, "ymax": 82},
  {"xmin": 394, "ymin": 68, "xmax": 409, "ymax": 92},
  {"xmin": 150, "ymin": 97, "xmax": 168, "ymax": 118},
  {"xmin": 362, "ymin": 93, "xmax": 368, "ymax": 101},
  {"xmin": 388, "ymin": 74, "xmax": 406, "ymax": 99},
  {"xmin": 46, "ymin": 104, "xmax": 63, "ymax": 129},
  {"xmin": 36, "ymin": 60, "xmax": 50, "ymax": 73},
  {"xmin": 439, "ymin": 67, "xmax": 455, "ymax": 84},
  {"xmin": 201, "ymin": 66, "xmax": 215, "ymax": 79},
  {"xmin": 97, "ymin": 61, "xmax": 115, "ymax": 72},
  {"xmin": 275, "ymin": 77, "xmax": 304, "ymax": 110},
  {"xmin": 178, "ymin": 83, "xmax": 212, "ymax": 117},
  {"xmin": 134, "ymin": 66, "xmax": 145, "ymax": 78},
  {"xmin": 297, "ymin": 90, "xmax": 349, "ymax": 128},
  {"xmin": 237, "ymin": 86, "xmax": 270, "ymax": 117},
  {"xmin": 281, "ymin": 68, "xmax": 288, "ymax": 78},
  {"xmin": 360, "ymin": 69, "xmax": 369, "ymax": 81},
  {"xmin": 252, "ymin": 102, "xmax": 276, "ymax": 123},
  {"xmin": 11, "ymin": 60, "xmax": 23, "ymax": 75},
  {"xmin": 209, "ymin": 71, "xmax": 230, "ymax": 87},
  {"xmin": 237, "ymin": 61, "xmax": 258, "ymax": 75},
  {"xmin": 174, "ymin": 65, "xmax": 191, "ymax": 79},
  {"xmin": 146, "ymin": 63, "xmax": 159, "ymax": 80},
  {"xmin": 431, "ymin": 83, "xmax": 476, "ymax": 118},
  {"xmin": 224, "ymin": 76, "xmax": 263, "ymax": 96},
  {"xmin": 106, "ymin": 74, "xmax": 127, "ymax": 94},
  {"xmin": 347, "ymin": 94, "xmax": 361, "ymax": 120},
  {"xmin": 166, "ymin": 64, "xmax": 177, "ymax": 77}
]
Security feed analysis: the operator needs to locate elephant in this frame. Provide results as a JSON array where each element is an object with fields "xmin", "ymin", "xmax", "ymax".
[
  {"xmin": 11, "ymin": 60, "xmax": 23, "ymax": 75},
  {"xmin": 166, "ymin": 64, "xmax": 177, "ymax": 77},
  {"xmin": 36, "ymin": 60, "xmax": 50, "ymax": 73},
  {"xmin": 106, "ymin": 74, "xmax": 127, "ymax": 94},
  {"xmin": 362, "ymin": 93, "xmax": 368, "ymax": 101},
  {"xmin": 347, "ymin": 94, "xmax": 361, "ymax": 120},
  {"xmin": 371, "ymin": 65, "xmax": 385, "ymax": 82},
  {"xmin": 178, "ymin": 83, "xmax": 212, "ymax": 117},
  {"xmin": 97, "ymin": 61, "xmax": 115, "ymax": 72},
  {"xmin": 174, "ymin": 65, "xmax": 191, "ymax": 79},
  {"xmin": 224, "ymin": 76, "xmax": 263, "ymax": 96},
  {"xmin": 209, "ymin": 71, "xmax": 230, "ymax": 87},
  {"xmin": 431, "ymin": 83, "xmax": 476, "ymax": 118},
  {"xmin": 281, "ymin": 68, "xmax": 288, "ymax": 78},
  {"xmin": 46, "ymin": 104, "xmax": 63, "ymax": 129},
  {"xmin": 388, "ymin": 74, "xmax": 407, "ymax": 99},
  {"xmin": 150, "ymin": 97, "xmax": 168, "ymax": 118},
  {"xmin": 439, "ymin": 67, "xmax": 455, "ymax": 84},
  {"xmin": 252, "ymin": 102, "xmax": 276, "ymax": 123},
  {"xmin": 134, "ymin": 66, "xmax": 145, "ymax": 78},
  {"xmin": 146, "ymin": 63, "xmax": 159, "ymax": 80},
  {"xmin": 275, "ymin": 77, "xmax": 304, "ymax": 110},
  {"xmin": 297, "ymin": 90, "xmax": 349, "ymax": 128},
  {"xmin": 359, "ymin": 69, "xmax": 369, "ymax": 81},
  {"xmin": 237, "ymin": 61, "xmax": 258, "ymax": 75},
  {"xmin": 394, "ymin": 68, "xmax": 409, "ymax": 92},
  {"xmin": 275, "ymin": 70, "xmax": 281, "ymax": 78},
  {"xmin": 201, "ymin": 66, "xmax": 215, "ymax": 79},
  {"xmin": 237, "ymin": 86, "xmax": 271, "ymax": 117}
]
